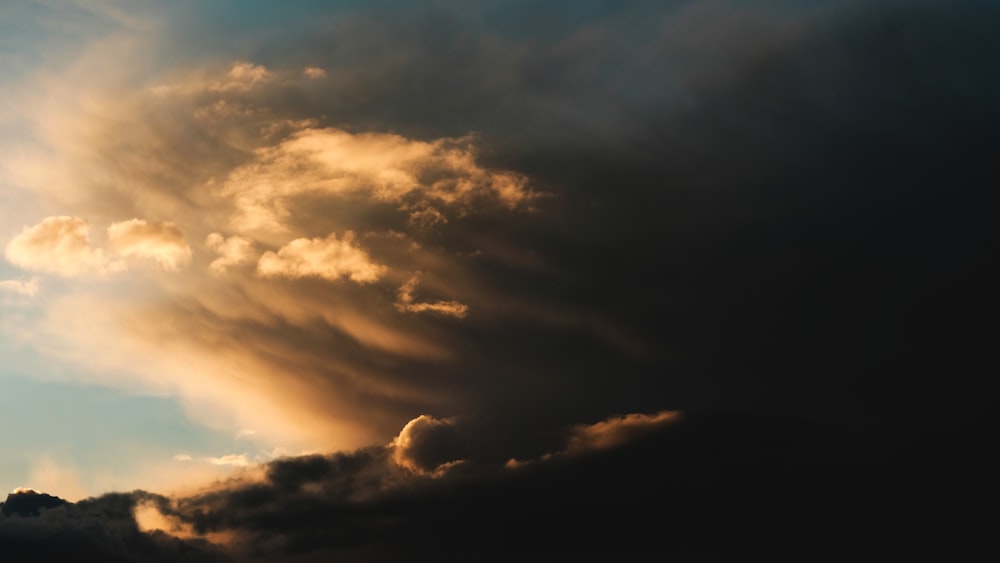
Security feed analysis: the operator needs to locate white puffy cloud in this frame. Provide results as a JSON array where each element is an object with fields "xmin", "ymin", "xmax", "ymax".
[{"xmin": 256, "ymin": 231, "xmax": 386, "ymax": 284}]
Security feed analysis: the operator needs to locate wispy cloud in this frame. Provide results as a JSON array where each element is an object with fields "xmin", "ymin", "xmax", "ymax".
[
  {"xmin": 395, "ymin": 274, "xmax": 469, "ymax": 318},
  {"xmin": 0, "ymin": 277, "xmax": 39, "ymax": 297}
]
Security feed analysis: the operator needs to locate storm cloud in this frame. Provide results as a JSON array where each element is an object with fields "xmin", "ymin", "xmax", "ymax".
[{"xmin": 1, "ymin": 0, "xmax": 997, "ymax": 560}]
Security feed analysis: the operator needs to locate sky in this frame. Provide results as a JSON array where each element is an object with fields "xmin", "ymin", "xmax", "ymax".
[{"xmin": 0, "ymin": 0, "xmax": 997, "ymax": 560}]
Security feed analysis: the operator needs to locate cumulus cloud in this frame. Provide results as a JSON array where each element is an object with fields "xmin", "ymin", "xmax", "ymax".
[
  {"xmin": 107, "ymin": 219, "xmax": 191, "ymax": 271},
  {"xmin": 221, "ymin": 127, "xmax": 533, "ymax": 234},
  {"xmin": 389, "ymin": 415, "xmax": 468, "ymax": 475},
  {"xmin": 256, "ymin": 231, "xmax": 386, "ymax": 283},
  {"xmin": 4, "ymin": 216, "xmax": 119, "ymax": 277},
  {"xmin": 205, "ymin": 233, "xmax": 254, "ymax": 272}
]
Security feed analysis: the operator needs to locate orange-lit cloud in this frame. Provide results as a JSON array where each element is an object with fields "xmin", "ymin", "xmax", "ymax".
[
  {"xmin": 4, "ymin": 216, "xmax": 120, "ymax": 277},
  {"xmin": 205, "ymin": 232, "xmax": 255, "ymax": 272},
  {"xmin": 396, "ymin": 274, "xmax": 469, "ymax": 318},
  {"xmin": 206, "ymin": 454, "xmax": 250, "ymax": 467},
  {"xmin": 221, "ymin": 127, "xmax": 533, "ymax": 235},
  {"xmin": 107, "ymin": 219, "xmax": 191, "ymax": 271},
  {"xmin": 256, "ymin": 231, "xmax": 386, "ymax": 283},
  {"xmin": 562, "ymin": 411, "xmax": 682, "ymax": 455},
  {"xmin": 0, "ymin": 48, "xmax": 565, "ymax": 471}
]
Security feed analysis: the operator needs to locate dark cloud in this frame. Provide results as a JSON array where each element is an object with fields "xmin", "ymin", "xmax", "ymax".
[
  {"xmin": 171, "ymin": 0, "xmax": 997, "ymax": 445},
  {"xmin": 294, "ymin": 0, "xmax": 1000, "ymax": 440},
  {"xmin": 0, "ymin": 491, "xmax": 229, "ymax": 562},
  {"xmin": 4, "ymin": 409, "xmax": 992, "ymax": 561},
  {"xmin": 1, "ymin": 489, "xmax": 67, "ymax": 517}
]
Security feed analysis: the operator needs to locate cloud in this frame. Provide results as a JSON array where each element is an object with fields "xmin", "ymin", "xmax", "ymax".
[
  {"xmin": 303, "ymin": 66, "xmax": 326, "ymax": 79},
  {"xmin": 205, "ymin": 233, "xmax": 254, "ymax": 272},
  {"xmin": 3, "ymin": 409, "xmax": 994, "ymax": 561},
  {"xmin": 4, "ymin": 216, "xmax": 119, "ymax": 277},
  {"xmin": 151, "ymin": 60, "xmax": 275, "ymax": 96},
  {"xmin": 2, "ymin": 4, "xmax": 998, "ymax": 547},
  {"xmin": 395, "ymin": 274, "xmax": 469, "ymax": 318},
  {"xmin": 0, "ymin": 277, "xmax": 39, "ymax": 297},
  {"xmin": 211, "ymin": 61, "xmax": 273, "ymax": 92},
  {"xmin": 389, "ymin": 415, "xmax": 468, "ymax": 475},
  {"xmin": 4, "ymin": 217, "xmax": 190, "ymax": 277},
  {"xmin": 107, "ymin": 219, "xmax": 191, "ymax": 271},
  {"xmin": 559, "ymin": 410, "xmax": 682, "ymax": 456},
  {"xmin": 0, "ymin": 491, "xmax": 231, "ymax": 561},
  {"xmin": 221, "ymin": 126, "xmax": 534, "ymax": 235},
  {"xmin": 205, "ymin": 455, "xmax": 249, "ymax": 467},
  {"xmin": 256, "ymin": 231, "xmax": 386, "ymax": 283}
]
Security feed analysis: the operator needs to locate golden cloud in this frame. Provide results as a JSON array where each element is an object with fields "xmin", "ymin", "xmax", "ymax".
[
  {"xmin": 4, "ymin": 216, "xmax": 121, "ymax": 277},
  {"xmin": 107, "ymin": 219, "xmax": 192, "ymax": 271},
  {"xmin": 221, "ymin": 127, "xmax": 533, "ymax": 235},
  {"xmin": 2, "ymin": 53, "xmax": 546, "ymax": 461},
  {"xmin": 205, "ymin": 232, "xmax": 255, "ymax": 272},
  {"xmin": 256, "ymin": 231, "xmax": 386, "ymax": 283}
]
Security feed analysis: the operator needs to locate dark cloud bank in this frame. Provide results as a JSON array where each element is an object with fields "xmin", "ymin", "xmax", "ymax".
[
  {"xmin": 5, "ymin": 0, "xmax": 998, "ymax": 560},
  {"xmin": 2, "ymin": 410, "xmax": 993, "ymax": 561}
]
